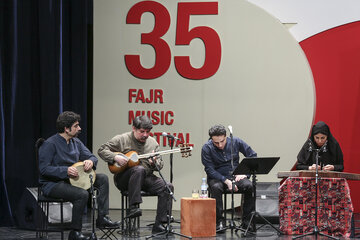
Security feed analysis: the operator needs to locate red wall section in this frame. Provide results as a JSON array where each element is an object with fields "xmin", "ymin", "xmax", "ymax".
[{"xmin": 300, "ymin": 21, "xmax": 360, "ymax": 212}]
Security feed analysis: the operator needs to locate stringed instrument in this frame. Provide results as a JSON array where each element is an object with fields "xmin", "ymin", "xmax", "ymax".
[
  {"xmin": 277, "ymin": 170, "xmax": 360, "ymax": 180},
  {"xmin": 108, "ymin": 144, "xmax": 192, "ymax": 174}
]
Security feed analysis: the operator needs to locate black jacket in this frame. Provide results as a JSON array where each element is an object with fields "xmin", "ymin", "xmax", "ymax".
[{"xmin": 296, "ymin": 121, "xmax": 344, "ymax": 172}]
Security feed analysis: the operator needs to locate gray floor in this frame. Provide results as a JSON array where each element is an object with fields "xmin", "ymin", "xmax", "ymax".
[{"xmin": 0, "ymin": 209, "xmax": 359, "ymax": 240}]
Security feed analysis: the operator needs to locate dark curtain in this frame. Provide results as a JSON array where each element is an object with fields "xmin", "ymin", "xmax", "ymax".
[{"xmin": 0, "ymin": 0, "xmax": 93, "ymax": 226}]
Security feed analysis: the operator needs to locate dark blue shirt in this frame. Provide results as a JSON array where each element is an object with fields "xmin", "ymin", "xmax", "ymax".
[
  {"xmin": 39, "ymin": 133, "xmax": 98, "ymax": 195},
  {"xmin": 201, "ymin": 136, "xmax": 257, "ymax": 182}
]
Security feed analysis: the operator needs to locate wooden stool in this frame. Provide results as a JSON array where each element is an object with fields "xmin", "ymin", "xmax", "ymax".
[{"xmin": 180, "ymin": 197, "xmax": 216, "ymax": 237}]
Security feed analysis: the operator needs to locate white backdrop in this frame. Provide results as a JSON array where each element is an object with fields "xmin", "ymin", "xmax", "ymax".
[{"xmin": 93, "ymin": 0, "xmax": 314, "ymax": 210}]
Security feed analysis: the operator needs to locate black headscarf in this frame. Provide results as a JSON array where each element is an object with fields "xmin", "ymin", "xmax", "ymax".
[
  {"xmin": 296, "ymin": 121, "xmax": 344, "ymax": 172},
  {"xmin": 310, "ymin": 121, "xmax": 330, "ymax": 145}
]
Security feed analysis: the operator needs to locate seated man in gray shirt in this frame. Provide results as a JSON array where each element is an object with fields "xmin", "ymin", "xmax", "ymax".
[{"xmin": 98, "ymin": 115, "xmax": 174, "ymax": 234}]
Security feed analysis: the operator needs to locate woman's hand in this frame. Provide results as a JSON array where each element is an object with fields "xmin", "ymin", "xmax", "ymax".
[
  {"xmin": 322, "ymin": 164, "xmax": 335, "ymax": 171},
  {"xmin": 308, "ymin": 164, "xmax": 321, "ymax": 170}
]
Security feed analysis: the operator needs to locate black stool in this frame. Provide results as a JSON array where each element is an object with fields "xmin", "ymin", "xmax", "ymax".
[
  {"xmin": 119, "ymin": 190, "xmax": 157, "ymax": 236},
  {"xmin": 98, "ymin": 225, "xmax": 119, "ymax": 240},
  {"xmin": 35, "ymin": 138, "xmax": 67, "ymax": 240},
  {"xmin": 222, "ymin": 190, "xmax": 244, "ymax": 226},
  {"xmin": 208, "ymin": 187, "xmax": 244, "ymax": 226}
]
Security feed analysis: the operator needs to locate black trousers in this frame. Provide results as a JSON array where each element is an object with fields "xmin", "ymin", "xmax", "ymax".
[
  {"xmin": 48, "ymin": 173, "xmax": 110, "ymax": 231},
  {"xmin": 115, "ymin": 165, "xmax": 173, "ymax": 223},
  {"xmin": 208, "ymin": 178, "xmax": 255, "ymax": 223}
]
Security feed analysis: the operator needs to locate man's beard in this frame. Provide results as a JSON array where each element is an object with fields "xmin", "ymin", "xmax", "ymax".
[
  {"xmin": 139, "ymin": 136, "xmax": 148, "ymax": 142},
  {"xmin": 68, "ymin": 130, "xmax": 81, "ymax": 138},
  {"xmin": 74, "ymin": 130, "xmax": 81, "ymax": 137}
]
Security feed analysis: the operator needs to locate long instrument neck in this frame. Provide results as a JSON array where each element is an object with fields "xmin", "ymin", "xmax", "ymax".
[{"xmin": 138, "ymin": 148, "xmax": 183, "ymax": 159}]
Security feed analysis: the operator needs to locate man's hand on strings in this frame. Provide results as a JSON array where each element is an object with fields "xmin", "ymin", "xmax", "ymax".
[
  {"xmin": 148, "ymin": 150, "xmax": 160, "ymax": 165},
  {"xmin": 114, "ymin": 154, "xmax": 128, "ymax": 166}
]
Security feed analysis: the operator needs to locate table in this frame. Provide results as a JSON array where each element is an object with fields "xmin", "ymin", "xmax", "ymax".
[
  {"xmin": 180, "ymin": 197, "xmax": 216, "ymax": 237},
  {"xmin": 279, "ymin": 177, "xmax": 353, "ymax": 237}
]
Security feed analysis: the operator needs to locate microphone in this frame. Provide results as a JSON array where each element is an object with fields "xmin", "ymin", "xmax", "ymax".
[
  {"xmin": 162, "ymin": 132, "xmax": 180, "ymax": 140},
  {"xmin": 228, "ymin": 125, "xmax": 233, "ymax": 135}
]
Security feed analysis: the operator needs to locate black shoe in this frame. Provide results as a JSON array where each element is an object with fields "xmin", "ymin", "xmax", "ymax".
[
  {"xmin": 152, "ymin": 223, "xmax": 167, "ymax": 234},
  {"xmin": 160, "ymin": 216, "xmax": 175, "ymax": 224},
  {"xmin": 68, "ymin": 230, "xmax": 89, "ymax": 240},
  {"xmin": 96, "ymin": 216, "xmax": 120, "ymax": 228},
  {"xmin": 216, "ymin": 221, "xmax": 225, "ymax": 233},
  {"xmin": 126, "ymin": 206, "xmax": 142, "ymax": 218}
]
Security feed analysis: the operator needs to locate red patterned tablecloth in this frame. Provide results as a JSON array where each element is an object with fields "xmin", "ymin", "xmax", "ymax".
[{"xmin": 279, "ymin": 177, "xmax": 353, "ymax": 237}]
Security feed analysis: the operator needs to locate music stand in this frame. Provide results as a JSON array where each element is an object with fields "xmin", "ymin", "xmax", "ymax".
[{"xmin": 233, "ymin": 157, "xmax": 283, "ymax": 237}]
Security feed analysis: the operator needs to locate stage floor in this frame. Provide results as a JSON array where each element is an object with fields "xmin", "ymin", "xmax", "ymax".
[{"xmin": 1, "ymin": 210, "xmax": 359, "ymax": 239}]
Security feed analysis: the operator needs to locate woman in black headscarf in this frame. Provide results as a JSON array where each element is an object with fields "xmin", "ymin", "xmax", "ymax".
[{"xmin": 296, "ymin": 121, "xmax": 344, "ymax": 172}]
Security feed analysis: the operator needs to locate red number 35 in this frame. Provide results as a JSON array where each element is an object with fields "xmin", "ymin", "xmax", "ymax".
[{"xmin": 125, "ymin": 1, "xmax": 222, "ymax": 80}]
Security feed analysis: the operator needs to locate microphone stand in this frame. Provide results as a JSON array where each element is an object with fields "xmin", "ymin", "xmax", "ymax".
[
  {"xmin": 293, "ymin": 142, "xmax": 338, "ymax": 240},
  {"xmin": 230, "ymin": 132, "xmax": 234, "ymax": 173},
  {"xmin": 147, "ymin": 137, "xmax": 180, "ymax": 229},
  {"xmin": 169, "ymin": 137, "xmax": 175, "ymax": 183},
  {"xmin": 89, "ymin": 174, "xmax": 98, "ymax": 240},
  {"xmin": 167, "ymin": 136, "xmax": 181, "ymax": 225},
  {"xmin": 145, "ymin": 157, "xmax": 192, "ymax": 240}
]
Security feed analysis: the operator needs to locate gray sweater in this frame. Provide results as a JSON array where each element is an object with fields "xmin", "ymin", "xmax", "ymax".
[{"xmin": 98, "ymin": 131, "xmax": 163, "ymax": 176}]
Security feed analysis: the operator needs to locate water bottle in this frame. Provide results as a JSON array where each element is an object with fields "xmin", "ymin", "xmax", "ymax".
[{"xmin": 200, "ymin": 178, "xmax": 208, "ymax": 198}]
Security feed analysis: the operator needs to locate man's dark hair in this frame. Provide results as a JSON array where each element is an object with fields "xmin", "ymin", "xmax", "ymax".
[
  {"xmin": 133, "ymin": 115, "xmax": 153, "ymax": 130},
  {"xmin": 208, "ymin": 124, "xmax": 227, "ymax": 138},
  {"xmin": 56, "ymin": 111, "xmax": 81, "ymax": 133}
]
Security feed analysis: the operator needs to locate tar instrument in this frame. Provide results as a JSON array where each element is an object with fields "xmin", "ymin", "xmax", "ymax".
[
  {"xmin": 108, "ymin": 144, "xmax": 192, "ymax": 174},
  {"xmin": 69, "ymin": 162, "xmax": 96, "ymax": 190}
]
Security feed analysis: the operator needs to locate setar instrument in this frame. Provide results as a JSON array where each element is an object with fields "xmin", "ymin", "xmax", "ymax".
[{"xmin": 108, "ymin": 144, "xmax": 192, "ymax": 174}]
